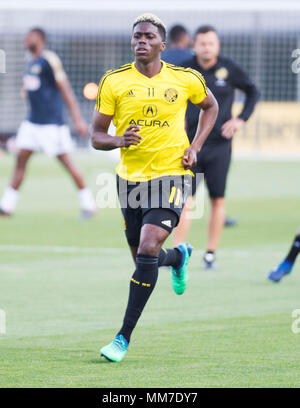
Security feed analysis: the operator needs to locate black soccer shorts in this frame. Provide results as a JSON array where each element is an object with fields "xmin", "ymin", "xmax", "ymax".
[
  {"xmin": 191, "ymin": 142, "xmax": 232, "ymax": 198},
  {"xmin": 117, "ymin": 174, "xmax": 192, "ymax": 247}
]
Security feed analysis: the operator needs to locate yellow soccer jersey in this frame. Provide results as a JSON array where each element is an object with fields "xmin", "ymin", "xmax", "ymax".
[{"xmin": 95, "ymin": 60, "xmax": 208, "ymax": 182}]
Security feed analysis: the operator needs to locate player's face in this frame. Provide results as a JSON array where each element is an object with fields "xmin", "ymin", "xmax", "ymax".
[
  {"xmin": 193, "ymin": 31, "xmax": 220, "ymax": 62},
  {"xmin": 24, "ymin": 32, "xmax": 44, "ymax": 54},
  {"xmin": 131, "ymin": 22, "xmax": 166, "ymax": 63},
  {"xmin": 181, "ymin": 32, "xmax": 191, "ymax": 49}
]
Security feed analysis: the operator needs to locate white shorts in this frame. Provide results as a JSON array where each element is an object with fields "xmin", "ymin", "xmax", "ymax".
[{"xmin": 15, "ymin": 120, "xmax": 74, "ymax": 157}]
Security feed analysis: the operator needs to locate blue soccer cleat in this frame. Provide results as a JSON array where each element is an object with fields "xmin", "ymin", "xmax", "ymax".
[
  {"xmin": 170, "ymin": 242, "xmax": 193, "ymax": 295},
  {"xmin": 100, "ymin": 334, "xmax": 129, "ymax": 362},
  {"xmin": 268, "ymin": 259, "xmax": 293, "ymax": 283}
]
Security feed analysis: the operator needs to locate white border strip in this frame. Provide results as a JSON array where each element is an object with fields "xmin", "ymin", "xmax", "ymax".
[{"xmin": 1, "ymin": 0, "xmax": 300, "ymax": 12}]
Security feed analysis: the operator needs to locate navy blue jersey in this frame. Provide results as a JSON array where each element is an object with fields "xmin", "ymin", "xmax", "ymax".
[
  {"xmin": 23, "ymin": 50, "xmax": 66, "ymax": 125},
  {"xmin": 162, "ymin": 48, "xmax": 193, "ymax": 66},
  {"xmin": 184, "ymin": 55, "xmax": 259, "ymax": 146}
]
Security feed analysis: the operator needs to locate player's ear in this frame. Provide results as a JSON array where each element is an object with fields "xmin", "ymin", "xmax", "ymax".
[{"xmin": 160, "ymin": 42, "xmax": 166, "ymax": 52}]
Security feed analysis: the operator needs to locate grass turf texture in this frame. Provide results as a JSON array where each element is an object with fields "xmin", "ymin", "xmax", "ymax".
[{"xmin": 0, "ymin": 151, "xmax": 300, "ymax": 387}]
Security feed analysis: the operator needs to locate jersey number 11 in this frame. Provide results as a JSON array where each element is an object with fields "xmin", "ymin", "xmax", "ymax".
[{"xmin": 148, "ymin": 88, "xmax": 155, "ymax": 97}]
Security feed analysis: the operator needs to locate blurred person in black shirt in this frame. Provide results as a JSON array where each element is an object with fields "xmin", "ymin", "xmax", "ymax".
[{"xmin": 174, "ymin": 25, "xmax": 259, "ymax": 269}]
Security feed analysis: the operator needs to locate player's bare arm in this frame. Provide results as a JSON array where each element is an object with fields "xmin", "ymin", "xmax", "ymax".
[
  {"xmin": 92, "ymin": 112, "xmax": 142, "ymax": 150},
  {"xmin": 182, "ymin": 89, "xmax": 218, "ymax": 170},
  {"xmin": 56, "ymin": 79, "xmax": 89, "ymax": 136}
]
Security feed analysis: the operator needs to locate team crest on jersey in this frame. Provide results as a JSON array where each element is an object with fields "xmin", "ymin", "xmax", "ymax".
[
  {"xmin": 23, "ymin": 74, "xmax": 41, "ymax": 91},
  {"xmin": 215, "ymin": 67, "xmax": 229, "ymax": 86},
  {"xmin": 142, "ymin": 104, "xmax": 157, "ymax": 118},
  {"xmin": 30, "ymin": 64, "xmax": 42, "ymax": 75},
  {"xmin": 164, "ymin": 88, "xmax": 178, "ymax": 103}
]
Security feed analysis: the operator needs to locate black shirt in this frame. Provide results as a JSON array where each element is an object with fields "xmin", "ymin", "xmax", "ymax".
[{"xmin": 183, "ymin": 55, "xmax": 260, "ymax": 146}]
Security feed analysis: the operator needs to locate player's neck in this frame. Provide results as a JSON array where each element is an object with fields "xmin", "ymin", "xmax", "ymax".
[
  {"xmin": 196, "ymin": 56, "xmax": 218, "ymax": 70},
  {"xmin": 134, "ymin": 59, "xmax": 163, "ymax": 78},
  {"xmin": 31, "ymin": 45, "xmax": 45, "ymax": 59}
]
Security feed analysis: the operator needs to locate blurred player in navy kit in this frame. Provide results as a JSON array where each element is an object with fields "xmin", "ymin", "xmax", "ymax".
[
  {"xmin": 174, "ymin": 25, "xmax": 259, "ymax": 269},
  {"xmin": 162, "ymin": 25, "xmax": 193, "ymax": 66},
  {"xmin": 0, "ymin": 28, "xmax": 96, "ymax": 218}
]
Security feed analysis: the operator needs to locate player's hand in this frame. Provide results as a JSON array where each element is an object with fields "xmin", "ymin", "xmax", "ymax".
[
  {"xmin": 221, "ymin": 118, "xmax": 245, "ymax": 139},
  {"xmin": 75, "ymin": 118, "xmax": 90, "ymax": 137},
  {"xmin": 119, "ymin": 125, "xmax": 142, "ymax": 147},
  {"xmin": 182, "ymin": 147, "xmax": 197, "ymax": 170}
]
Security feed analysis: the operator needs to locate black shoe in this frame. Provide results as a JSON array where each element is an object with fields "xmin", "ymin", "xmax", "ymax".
[
  {"xmin": 224, "ymin": 217, "xmax": 238, "ymax": 227},
  {"xmin": 202, "ymin": 251, "xmax": 216, "ymax": 270}
]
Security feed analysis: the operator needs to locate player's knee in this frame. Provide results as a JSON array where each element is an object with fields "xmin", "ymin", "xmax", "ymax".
[
  {"xmin": 211, "ymin": 197, "xmax": 225, "ymax": 207},
  {"xmin": 57, "ymin": 154, "xmax": 69, "ymax": 167},
  {"xmin": 138, "ymin": 239, "xmax": 162, "ymax": 257}
]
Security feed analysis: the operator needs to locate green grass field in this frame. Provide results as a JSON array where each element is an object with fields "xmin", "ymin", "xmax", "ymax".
[{"xmin": 0, "ymin": 151, "xmax": 300, "ymax": 388}]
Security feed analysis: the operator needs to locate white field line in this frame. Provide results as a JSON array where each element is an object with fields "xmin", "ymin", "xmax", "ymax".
[{"xmin": 0, "ymin": 244, "xmax": 284, "ymax": 257}]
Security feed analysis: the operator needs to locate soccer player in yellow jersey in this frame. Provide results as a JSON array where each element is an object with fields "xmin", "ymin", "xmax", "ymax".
[{"xmin": 92, "ymin": 14, "xmax": 218, "ymax": 362}]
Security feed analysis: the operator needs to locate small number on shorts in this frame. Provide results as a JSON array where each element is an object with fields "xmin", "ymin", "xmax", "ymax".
[{"xmin": 169, "ymin": 187, "xmax": 181, "ymax": 205}]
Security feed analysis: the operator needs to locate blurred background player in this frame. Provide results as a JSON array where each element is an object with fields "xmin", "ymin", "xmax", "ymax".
[
  {"xmin": 0, "ymin": 28, "xmax": 96, "ymax": 218},
  {"xmin": 174, "ymin": 25, "xmax": 259, "ymax": 269},
  {"xmin": 163, "ymin": 24, "xmax": 237, "ymax": 229},
  {"xmin": 162, "ymin": 24, "xmax": 193, "ymax": 65},
  {"xmin": 268, "ymin": 229, "xmax": 300, "ymax": 282}
]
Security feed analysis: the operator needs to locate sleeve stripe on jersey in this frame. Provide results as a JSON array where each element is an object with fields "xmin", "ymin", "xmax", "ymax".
[
  {"xmin": 166, "ymin": 65, "xmax": 187, "ymax": 72},
  {"xmin": 95, "ymin": 65, "xmax": 132, "ymax": 111},
  {"xmin": 165, "ymin": 62, "xmax": 176, "ymax": 68},
  {"xmin": 42, "ymin": 49, "xmax": 67, "ymax": 82},
  {"xmin": 166, "ymin": 65, "xmax": 208, "ymax": 96},
  {"xmin": 186, "ymin": 69, "xmax": 208, "ymax": 96},
  {"xmin": 95, "ymin": 71, "xmax": 112, "ymax": 111},
  {"xmin": 95, "ymin": 65, "xmax": 131, "ymax": 110}
]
